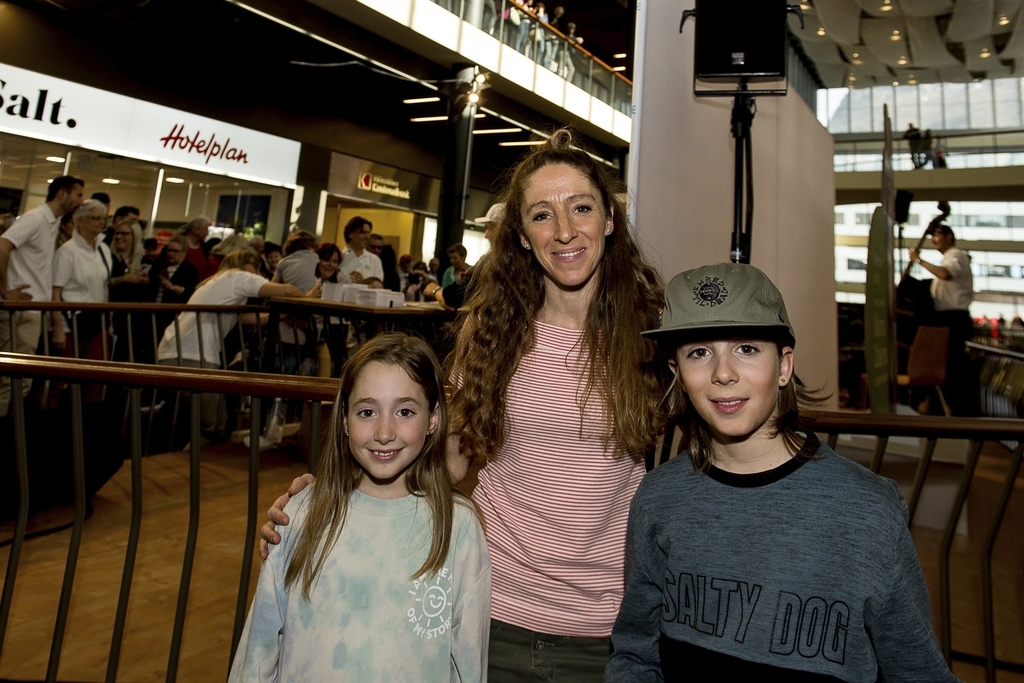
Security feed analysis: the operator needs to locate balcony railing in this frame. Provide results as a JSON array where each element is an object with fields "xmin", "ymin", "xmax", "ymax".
[
  {"xmin": 834, "ymin": 127, "xmax": 1024, "ymax": 172},
  {"xmin": 430, "ymin": 0, "xmax": 633, "ymax": 116}
]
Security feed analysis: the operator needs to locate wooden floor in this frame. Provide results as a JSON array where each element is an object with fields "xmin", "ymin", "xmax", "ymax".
[{"xmin": 0, "ymin": 439, "xmax": 1021, "ymax": 682}]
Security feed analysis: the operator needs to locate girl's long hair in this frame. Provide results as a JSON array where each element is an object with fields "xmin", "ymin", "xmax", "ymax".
[
  {"xmin": 446, "ymin": 129, "xmax": 668, "ymax": 462},
  {"xmin": 285, "ymin": 333, "xmax": 459, "ymax": 599}
]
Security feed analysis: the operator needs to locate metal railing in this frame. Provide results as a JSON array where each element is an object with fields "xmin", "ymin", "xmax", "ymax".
[
  {"xmin": 0, "ymin": 353, "xmax": 337, "ymax": 682},
  {"xmin": 834, "ymin": 127, "xmax": 1024, "ymax": 172},
  {"xmin": 654, "ymin": 411, "xmax": 1024, "ymax": 682},
  {"xmin": 431, "ymin": 0, "xmax": 633, "ymax": 116}
]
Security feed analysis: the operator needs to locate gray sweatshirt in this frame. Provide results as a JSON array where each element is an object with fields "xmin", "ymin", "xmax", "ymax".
[{"xmin": 606, "ymin": 433, "xmax": 960, "ymax": 682}]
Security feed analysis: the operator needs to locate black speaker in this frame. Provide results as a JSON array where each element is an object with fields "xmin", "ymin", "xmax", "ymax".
[
  {"xmin": 895, "ymin": 190, "xmax": 913, "ymax": 224},
  {"xmin": 693, "ymin": 0, "xmax": 789, "ymax": 81}
]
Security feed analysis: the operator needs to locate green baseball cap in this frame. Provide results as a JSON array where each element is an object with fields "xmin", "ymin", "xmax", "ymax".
[{"xmin": 643, "ymin": 262, "xmax": 796, "ymax": 348}]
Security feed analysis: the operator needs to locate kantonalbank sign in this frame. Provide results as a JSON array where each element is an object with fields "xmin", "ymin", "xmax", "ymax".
[
  {"xmin": 357, "ymin": 173, "xmax": 411, "ymax": 199},
  {"xmin": 0, "ymin": 62, "xmax": 300, "ymax": 187}
]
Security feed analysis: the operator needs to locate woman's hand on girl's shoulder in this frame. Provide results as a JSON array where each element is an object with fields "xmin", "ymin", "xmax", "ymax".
[{"xmin": 258, "ymin": 473, "xmax": 317, "ymax": 560}]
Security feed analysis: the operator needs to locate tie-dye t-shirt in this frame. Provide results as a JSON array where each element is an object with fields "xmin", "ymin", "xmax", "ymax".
[{"xmin": 229, "ymin": 488, "xmax": 491, "ymax": 682}]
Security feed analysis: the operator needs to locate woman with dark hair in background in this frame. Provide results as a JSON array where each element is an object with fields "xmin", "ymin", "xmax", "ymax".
[{"xmin": 315, "ymin": 243, "xmax": 343, "ymax": 283}]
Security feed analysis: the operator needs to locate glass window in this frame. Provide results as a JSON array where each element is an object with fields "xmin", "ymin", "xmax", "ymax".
[
  {"xmin": 994, "ymin": 79, "xmax": 1022, "ymax": 128},
  {"xmin": 918, "ymin": 83, "xmax": 944, "ymax": 130},
  {"xmin": 855, "ymin": 213, "xmax": 872, "ymax": 224},
  {"xmin": 873, "ymin": 87, "xmax": 894, "ymax": 131},
  {"xmin": 834, "ymin": 212, "xmax": 845, "ymax": 224},
  {"xmin": 944, "ymin": 83, "xmax": 968, "ymax": 128},
  {"xmin": 894, "ymin": 85, "xmax": 919, "ymax": 131},
  {"xmin": 829, "ymin": 91, "xmax": 851, "ymax": 133},
  {"xmin": 968, "ymin": 81, "xmax": 995, "ymax": 129},
  {"xmin": 850, "ymin": 88, "xmax": 872, "ymax": 133}
]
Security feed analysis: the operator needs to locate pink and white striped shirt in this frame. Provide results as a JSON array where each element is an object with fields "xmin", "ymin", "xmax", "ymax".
[{"xmin": 471, "ymin": 321, "xmax": 645, "ymax": 638}]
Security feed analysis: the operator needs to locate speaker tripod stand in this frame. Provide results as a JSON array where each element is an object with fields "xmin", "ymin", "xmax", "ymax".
[{"xmin": 730, "ymin": 80, "xmax": 755, "ymax": 264}]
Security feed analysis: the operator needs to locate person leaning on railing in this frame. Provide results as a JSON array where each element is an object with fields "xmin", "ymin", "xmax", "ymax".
[{"xmin": 155, "ymin": 249, "xmax": 321, "ymax": 439}]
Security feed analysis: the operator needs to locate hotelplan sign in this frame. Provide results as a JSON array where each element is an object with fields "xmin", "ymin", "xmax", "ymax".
[{"xmin": 0, "ymin": 62, "xmax": 300, "ymax": 187}]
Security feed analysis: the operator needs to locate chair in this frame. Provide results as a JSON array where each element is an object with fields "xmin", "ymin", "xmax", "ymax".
[{"xmin": 898, "ymin": 326, "xmax": 951, "ymax": 416}]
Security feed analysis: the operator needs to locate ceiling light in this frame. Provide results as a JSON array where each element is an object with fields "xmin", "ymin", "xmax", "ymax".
[
  {"xmin": 897, "ymin": 56, "xmax": 907, "ymax": 65},
  {"xmin": 981, "ymin": 48, "xmax": 991, "ymax": 58},
  {"xmin": 853, "ymin": 59, "xmax": 863, "ymax": 65},
  {"xmin": 473, "ymin": 128, "xmax": 522, "ymax": 135},
  {"xmin": 613, "ymin": 53, "xmax": 627, "ymax": 59},
  {"xmin": 45, "ymin": 156, "xmax": 65, "ymax": 163},
  {"xmin": 468, "ymin": 92, "xmax": 480, "ymax": 104},
  {"xmin": 475, "ymin": 73, "xmax": 487, "ymax": 83},
  {"xmin": 410, "ymin": 116, "xmax": 448, "ymax": 122},
  {"xmin": 999, "ymin": 15, "xmax": 1010, "ymax": 25},
  {"xmin": 816, "ymin": 27, "xmax": 826, "ymax": 35},
  {"xmin": 499, "ymin": 140, "xmax": 547, "ymax": 147},
  {"xmin": 908, "ymin": 79, "xmax": 917, "ymax": 84},
  {"xmin": 852, "ymin": 52, "xmax": 859, "ymax": 58},
  {"xmin": 474, "ymin": 113, "xmax": 485, "ymax": 118},
  {"xmin": 880, "ymin": 1, "xmax": 893, "ymax": 10},
  {"xmin": 799, "ymin": 2, "xmax": 811, "ymax": 9},
  {"xmin": 612, "ymin": 66, "xmax": 627, "ymax": 71},
  {"xmin": 893, "ymin": 80, "xmax": 899, "ymax": 85},
  {"xmin": 891, "ymin": 30, "xmax": 900, "ymax": 40},
  {"xmin": 101, "ymin": 177, "xmax": 120, "ymax": 184},
  {"xmin": 165, "ymin": 177, "xmax": 185, "ymax": 183},
  {"xmin": 403, "ymin": 96, "xmax": 441, "ymax": 104}
]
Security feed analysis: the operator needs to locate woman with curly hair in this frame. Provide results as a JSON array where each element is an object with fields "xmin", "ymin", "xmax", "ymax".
[{"xmin": 261, "ymin": 129, "xmax": 667, "ymax": 680}]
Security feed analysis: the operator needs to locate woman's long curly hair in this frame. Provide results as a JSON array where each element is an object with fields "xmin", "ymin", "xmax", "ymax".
[
  {"xmin": 446, "ymin": 129, "xmax": 668, "ymax": 461},
  {"xmin": 285, "ymin": 333, "xmax": 466, "ymax": 598}
]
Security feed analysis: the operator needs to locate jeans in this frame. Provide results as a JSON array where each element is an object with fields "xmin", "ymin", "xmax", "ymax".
[{"xmin": 488, "ymin": 619, "xmax": 610, "ymax": 683}]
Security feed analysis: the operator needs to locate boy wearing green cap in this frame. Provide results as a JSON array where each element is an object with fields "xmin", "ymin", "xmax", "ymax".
[{"xmin": 605, "ymin": 263, "xmax": 958, "ymax": 682}]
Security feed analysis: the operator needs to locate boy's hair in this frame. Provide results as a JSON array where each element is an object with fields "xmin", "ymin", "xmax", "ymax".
[
  {"xmin": 649, "ymin": 263, "xmax": 823, "ymax": 470},
  {"xmin": 343, "ymin": 216, "xmax": 370, "ymax": 243},
  {"xmin": 282, "ymin": 229, "xmax": 318, "ymax": 255},
  {"xmin": 446, "ymin": 243, "xmax": 468, "ymax": 259},
  {"xmin": 286, "ymin": 333, "xmax": 463, "ymax": 598}
]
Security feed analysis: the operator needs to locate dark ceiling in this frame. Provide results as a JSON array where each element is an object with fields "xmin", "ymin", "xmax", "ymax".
[{"xmin": 4, "ymin": 0, "xmax": 627, "ymax": 193}]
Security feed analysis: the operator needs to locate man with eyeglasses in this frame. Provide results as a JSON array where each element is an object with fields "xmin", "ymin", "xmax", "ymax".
[{"xmin": 0, "ymin": 175, "xmax": 84, "ymax": 417}]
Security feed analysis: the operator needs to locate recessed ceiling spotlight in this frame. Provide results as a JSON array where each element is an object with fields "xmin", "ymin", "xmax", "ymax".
[
  {"xmin": 908, "ymin": 79, "xmax": 917, "ymax": 84},
  {"xmin": 799, "ymin": 2, "xmax": 811, "ymax": 10},
  {"xmin": 852, "ymin": 52, "xmax": 859, "ymax": 58},
  {"xmin": 897, "ymin": 56, "xmax": 907, "ymax": 65},
  {"xmin": 475, "ymin": 73, "xmax": 487, "ymax": 83},
  {"xmin": 816, "ymin": 27, "xmax": 826, "ymax": 35},
  {"xmin": 853, "ymin": 59, "xmax": 863, "ymax": 65},
  {"xmin": 880, "ymin": 0, "xmax": 893, "ymax": 11},
  {"xmin": 999, "ymin": 15, "xmax": 1010, "ymax": 25},
  {"xmin": 101, "ymin": 177, "xmax": 120, "ymax": 185},
  {"xmin": 891, "ymin": 29, "xmax": 901, "ymax": 40},
  {"xmin": 165, "ymin": 177, "xmax": 185, "ymax": 183},
  {"xmin": 980, "ymin": 47, "xmax": 991, "ymax": 58},
  {"xmin": 403, "ymin": 97, "xmax": 441, "ymax": 104},
  {"xmin": 473, "ymin": 128, "xmax": 522, "ymax": 135},
  {"xmin": 613, "ymin": 53, "xmax": 627, "ymax": 59},
  {"xmin": 893, "ymin": 80, "xmax": 899, "ymax": 85},
  {"xmin": 45, "ymin": 156, "xmax": 65, "ymax": 163},
  {"xmin": 498, "ymin": 140, "xmax": 547, "ymax": 147},
  {"xmin": 468, "ymin": 92, "xmax": 480, "ymax": 104}
]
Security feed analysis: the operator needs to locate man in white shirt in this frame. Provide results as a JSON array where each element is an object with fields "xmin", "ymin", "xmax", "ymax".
[
  {"xmin": 0, "ymin": 175, "xmax": 84, "ymax": 416},
  {"xmin": 909, "ymin": 223, "xmax": 979, "ymax": 415},
  {"xmin": 340, "ymin": 216, "xmax": 383, "ymax": 288}
]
